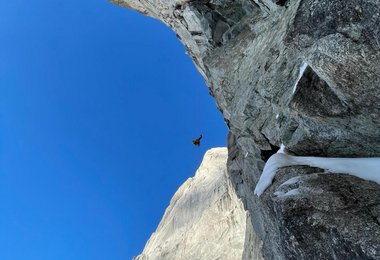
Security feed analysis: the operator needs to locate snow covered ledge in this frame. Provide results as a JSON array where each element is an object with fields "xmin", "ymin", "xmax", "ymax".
[{"xmin": 254, "ymin": 145, "xmax": 380, "ymax": 197}]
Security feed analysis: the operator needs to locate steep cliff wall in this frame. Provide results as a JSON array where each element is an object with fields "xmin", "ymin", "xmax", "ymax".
[
  {"xmin": 135, "ymin": 148, "xmax": 263, "ymax": 260},
  {"xmin": 112, "ymin": 1, "xmax": 380, "ymax": 259}
]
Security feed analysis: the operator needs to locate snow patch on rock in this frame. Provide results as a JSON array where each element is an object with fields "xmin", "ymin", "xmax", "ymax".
[
  {"xmin": 292, "ymin": 62, "xmax": 308, "ymax": 94},
  {"xmin": 255, "ymin": 147, "xmax": 380, "ymax": 196}
]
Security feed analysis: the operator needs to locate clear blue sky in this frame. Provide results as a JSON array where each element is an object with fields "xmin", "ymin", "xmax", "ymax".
[{"xmin": 0, "ymin": 1, "xmax": 227, "ymax": 259}]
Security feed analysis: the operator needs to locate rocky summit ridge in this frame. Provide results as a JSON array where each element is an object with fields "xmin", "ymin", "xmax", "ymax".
[
  {"xmin": 113, "ymin": 1, "xmax": 380, "ymax": 259},
  {"xmin": 135, "ymin": 148, "xmax": 263, "ymax": 260}
]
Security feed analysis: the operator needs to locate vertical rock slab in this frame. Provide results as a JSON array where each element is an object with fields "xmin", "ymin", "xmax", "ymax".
[
  {"xmin": 111, "ymin": 0, "xmax": 380, "ymax": 259},
  {"xmin": 111, "ymin": 0, "xmax": 380, "ymax": 157},
  {"xmin": 135, "ymin": 148, "xmax": 263, "ymax": 260},
  {"xmin": 227, "ymin": 131, "xmax": 380, "ymax": 260}
]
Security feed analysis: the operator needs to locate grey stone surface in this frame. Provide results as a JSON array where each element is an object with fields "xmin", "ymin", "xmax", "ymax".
[
  {"xmin": 112, "ymin": 0, "xmax": 380, "ymax": 157},
  {"xmin": 227, "ymin": 133, "xmax": 380, "ymax": 259},
  {"xmin": 135, "ymin": 148, "xmax": 263, "ymax": 260},
  {"xmin": 269, "ymin": 170, "xmax": 380, "ymax": 260},
  {"xmin": 112, "ymin": 0, "xmax": 380, "ymax": 259}
]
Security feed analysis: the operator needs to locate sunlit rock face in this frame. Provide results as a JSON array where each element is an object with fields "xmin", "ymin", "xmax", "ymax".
[
  {"xmin": 112, "ymin": 0, "xmax": 380, "ymax": 157},
  {"xmin": 113, "ymin": 0, "xmax": 380, "ymax": 259},
  {"xmin": 135, "ymin": 148, "xmax": 263, "ymax": 260}
]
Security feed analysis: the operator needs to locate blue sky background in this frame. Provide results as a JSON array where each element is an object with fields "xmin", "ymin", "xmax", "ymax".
[{"xmin": 0, "ymin": 0, "xmax": 227, "ymax": 259}]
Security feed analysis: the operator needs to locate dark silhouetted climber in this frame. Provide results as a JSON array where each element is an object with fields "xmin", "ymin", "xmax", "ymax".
[{"xmin": 192, "ymin": 134, "xmax": 202, "ymax": 147}]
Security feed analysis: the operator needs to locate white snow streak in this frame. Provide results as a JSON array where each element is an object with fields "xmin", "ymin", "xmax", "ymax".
[
  {"xmin": 278, "ymin": 143, "xmax": 286, "ymax": 154},
  {"xmin": 279, "ymin": 176, "xmax": 303, "ymax": 187},
  {"xmin": 274, "ymin": 188, "xmax": 301, "ymax": 197},
  {"xmin": 292, "ymin": 62, "xmax": 308, "ymax": 94},
  {"xmin": 255, "ymin": 149, "xmax": 380, "ymax": 197}
]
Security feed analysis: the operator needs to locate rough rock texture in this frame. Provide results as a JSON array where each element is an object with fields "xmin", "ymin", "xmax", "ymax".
[
  {"xmin": 112, "ymin": 1, "xmax": 380, "ymax": 259},
  {"xmin": 135, "ymin": 148, "xmax": 263, "ymax": 260},
  {"xmin": 269, "ymin": 168, "xmax": 380, "ymax": 260}
]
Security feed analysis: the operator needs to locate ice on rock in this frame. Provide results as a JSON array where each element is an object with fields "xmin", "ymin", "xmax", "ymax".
[
  {"xmin": 255, "ymin": 146, "xmax": 380, "ymax": 197},
  {"xmin": 292, "ymin": 62, "xmax": 308, "ymax": 94}
]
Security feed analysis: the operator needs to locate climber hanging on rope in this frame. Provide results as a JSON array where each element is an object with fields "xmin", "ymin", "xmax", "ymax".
[{"xmin": 192, "ymin": 134, "xmax": 203, "ymax": 147}]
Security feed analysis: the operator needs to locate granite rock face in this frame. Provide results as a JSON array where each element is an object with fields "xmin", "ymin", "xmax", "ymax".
[
  {"xmin": 228, "ymin": 132, "xmax": 380, "ymax": 259},
  {"xmin": 112, "ymin": 1, "xmax": 380, "ymax": 259},
  {"xmin": 135, "ymin": 148, "xmax": 263, "ymax": 260}
]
